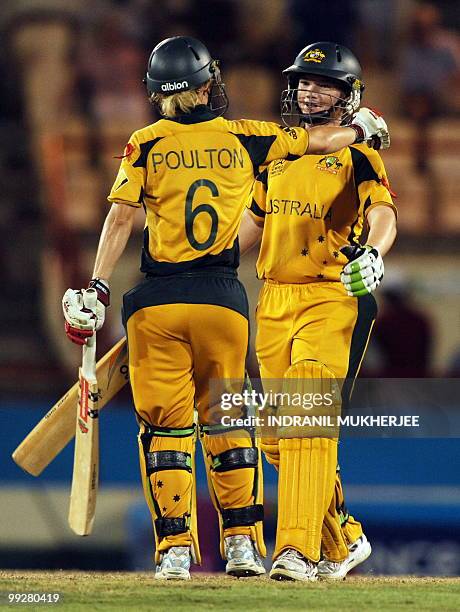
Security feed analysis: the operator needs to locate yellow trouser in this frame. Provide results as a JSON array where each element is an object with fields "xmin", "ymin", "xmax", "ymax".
[
  {"xmin": 127, "ymin": 300, "xmax": 264, "ymax": 563},
  {"xmin": 256, "ymin": 280, "xmax": 376, "ymax": 561}
]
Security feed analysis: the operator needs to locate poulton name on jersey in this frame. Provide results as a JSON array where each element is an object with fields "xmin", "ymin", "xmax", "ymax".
[{"xmin": 151, "ymin": 147, "xmax": 245, "ymax": 172}]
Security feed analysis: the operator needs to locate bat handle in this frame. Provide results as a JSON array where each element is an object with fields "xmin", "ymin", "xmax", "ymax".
[{"xmin": 82, "ymin": 289, "xmax": 97, "ymax": 379}]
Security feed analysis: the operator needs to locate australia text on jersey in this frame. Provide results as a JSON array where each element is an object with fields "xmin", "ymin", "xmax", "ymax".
[
  {"xmin": 151, "ymin": 147, "xmax": 245, "ymax": 172},
  {"xmin": 266, "ymin": 198, "xmax": 332, "ymax": 220}
]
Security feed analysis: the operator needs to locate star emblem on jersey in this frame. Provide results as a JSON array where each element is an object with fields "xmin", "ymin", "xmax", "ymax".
[
  {"xmin": 173, "ymin": 494, "xmax": 181, "ymax": 502},
  {"xmin": 333, "ymin": 251, "xmax": 339, "ymax": 258},
  {"xmin": 322, "ymin": 260, "xmax": 328, "ymax": 265},
  {"xmin": 317, "ymin": 235, "xmax": 325, "ymax": 243},
  {"xmin": 301, "ymin": 248, "xmax": 309, "ymax": 256},
  {"xmin": 162, "ymin": 507, "xmax": 167, "ymax": 512},
  {"xmin": 303, "ymin": 49, "xmax": 326, "ymax": 63},
  {"xmin": 317, "ymin": 274, "xmax": 324, "ymax": 279},
  {"xmin": 157, "ymin": 480, "xmax": 163, "ymax": 488},
  {"xmin": 316, "ymin": 156, "xmax": 343, "ymax": 175}
]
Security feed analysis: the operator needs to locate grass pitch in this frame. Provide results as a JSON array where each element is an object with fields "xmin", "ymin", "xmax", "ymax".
[{"xmin": 1, "ymin": 572, "xmax": 459, "ymax": 611}]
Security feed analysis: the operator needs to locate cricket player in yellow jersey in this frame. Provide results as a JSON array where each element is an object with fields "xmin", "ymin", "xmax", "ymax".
[
  {"xmin": 239, "ymin": 42, "xmax": 397, "ymax": 581},
  {"xmin": 61, "ymin": 36, "xmax": 390, "ymax": 580}
]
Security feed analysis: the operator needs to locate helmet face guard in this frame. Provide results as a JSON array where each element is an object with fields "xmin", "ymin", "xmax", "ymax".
[
  {"xmin": 281, "ymin": 75, "xmax": 362, "ymax": 127},
  {"xmin": 207, "ymin": 60, "xmax": 228, "ymax": 117},
  {"xmin": 280, "ymin": 42, "xmax": 364, "ymax": 127}
]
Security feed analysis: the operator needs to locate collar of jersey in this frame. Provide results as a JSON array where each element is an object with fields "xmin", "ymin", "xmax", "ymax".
[{"xmin": 165, "ymin": 105, "xmax": 217, "ymax": 124}]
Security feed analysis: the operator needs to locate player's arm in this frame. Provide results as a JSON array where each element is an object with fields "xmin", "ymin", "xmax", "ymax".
[
  {"xmin": 63, "ymin": 132, "xmax": 145, "ymax": 344},
  {"xmin": 230, "ymin": 108, "xmax": 389, "ymax": 168},
  {"xmin": 308, "ymin": 108, "xmax": 390, "ymax": 155},
  {"xmin": 92, "ymin": 202, "xmax": 137, "ymax": 280},
  {"xmin": 62, "ymin": 203, "xmax": 137, "ymax": 344},
  {"xmin": 366, "ymin": 205, "xmax": 397, "ymax": 257},
  {"xmin": 239, "ymin": 167, "xmax": 268, "ymax": 255},
  {"xmin": 239, "ymin": 209, "xmax": 264, "ymax": 256},
  {"xmin": 340, "ymin": 148, "xmax": 397, "ymax": 297},
  {"xmin": 307, "ymin": 126, "xmax": 357, "ymax": 154}
]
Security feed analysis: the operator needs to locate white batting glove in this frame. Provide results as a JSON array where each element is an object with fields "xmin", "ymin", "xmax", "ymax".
[
  {"xmin": 340, "ymin": 245, "xmax": 384, "ymax": 297},
  {"xmin": 62, "ymin": 285, "xmax": 107, "ymax": 345},
  {"xmin": 350, "ymin": 108, "xmax": 390, "ymax": 150}
]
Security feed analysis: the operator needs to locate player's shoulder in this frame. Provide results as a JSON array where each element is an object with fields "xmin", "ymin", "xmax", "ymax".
[
  {"xmin": 348, "ymin": 143, "xmax": 384, "ymax": 164},
  {"xmin": 130, "ymin": 122, "xmax": 161, "ymax": 143},
  {"xmin": 221, "ymin": 117, "xmax": 284, "ymax": 136}
]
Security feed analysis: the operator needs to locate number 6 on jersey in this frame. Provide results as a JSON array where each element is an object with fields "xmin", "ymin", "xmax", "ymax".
[{"xmin": 68, "ymin": 288, "xmax": 100, "ymax": 536}]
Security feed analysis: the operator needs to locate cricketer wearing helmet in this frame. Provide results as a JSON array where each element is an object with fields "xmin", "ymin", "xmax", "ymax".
[
  {"xmin": 239, "ymin": 42, "xmax": 397, "ymax": 581},
  {"xmin": 62, "ymin": 36, "xmax": 391, "ymax": 580}
]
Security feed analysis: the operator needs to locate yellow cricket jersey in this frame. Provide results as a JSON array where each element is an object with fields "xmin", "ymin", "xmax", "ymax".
[
  {"xmin": 248, "ymin": 144, "xmax": 397, "ymax": 283},
  {"xmin": 108, "ymin": 105, "xmax": 309, "ymax": 275}
]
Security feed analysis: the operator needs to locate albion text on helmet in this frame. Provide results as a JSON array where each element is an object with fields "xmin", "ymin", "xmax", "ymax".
[{"xmin": 161, "ymin": 80, "xmax": 189, "ymax": 92}]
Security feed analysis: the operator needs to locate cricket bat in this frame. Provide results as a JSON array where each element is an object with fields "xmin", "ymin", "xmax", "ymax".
[
  {"xmin": 68, "ymin": 289, "xmax": 99, "ymax": 535},
  {"xmin": 12, "ymin": 337, "xmax": 128, "ymax": 477}
]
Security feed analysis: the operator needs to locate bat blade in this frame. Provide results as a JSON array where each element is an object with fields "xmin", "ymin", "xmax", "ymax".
[
  {"xmin": 68, "ymin": 370, "xmax": 99, "ymax": 535},
  {"xmin": 12, "ymin": 337, "xmax": 128, "ymax": 476}
]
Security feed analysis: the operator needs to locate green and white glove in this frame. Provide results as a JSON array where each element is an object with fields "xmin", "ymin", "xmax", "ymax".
[{"xmin": 340, "ymin": 245, "xmax": 384, "ymax": 297}]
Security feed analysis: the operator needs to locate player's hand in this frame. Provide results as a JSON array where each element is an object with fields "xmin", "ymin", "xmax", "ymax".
[
  {"xmin": 350, "ymin": 108, "xmax": 390, "ymax": 150},
  {"xmin": 62, "ymin": 280, "xmax": 109, "ymax": 345},
  {"xmin": 340, "ymin": 245, "xmax": 384, "ymax": 297}
]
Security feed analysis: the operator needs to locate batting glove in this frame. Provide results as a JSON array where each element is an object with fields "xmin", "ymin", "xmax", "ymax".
[
  {"xmin": 62, "ymin": 279, "xmax": 109, "ymax": 345},
  {"xmin": 350, "ymin": 108, "xmax": 390, "ymax": 150},
  {"xmin": 340, "ymin": 245, "xmax": 384, "ymax": 297}
]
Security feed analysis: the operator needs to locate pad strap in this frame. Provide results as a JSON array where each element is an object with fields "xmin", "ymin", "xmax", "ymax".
[
  {"xmin": 146, "ymin": 450, "xmax": 192, "ymax": 475},
  {"xmin": 155, "ymin": 516, "xmax": 189, "ymax": 537},
  {"xmin": 221, "ymin": 504, "xmax": 264, "ymax": 529},
  {"xmin": 143, "ymin": 424, "xmax": 196, "ymax": 438},
  {"xmin": 212, "ymin": 448, "xmax": 258, "ymax": 472},
  {"xmin": 200, "ymin": 423, "xmax": 254, "ymax": 436}
]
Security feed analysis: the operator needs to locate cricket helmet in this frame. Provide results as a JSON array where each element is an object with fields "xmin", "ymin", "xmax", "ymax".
[
  {"xmin": 144, "ymin": 36, "xmax": 228, "ymax": 115},
  {"xmin": 281, "ymin": 41, "xmax": 365, "ymax": 126}
]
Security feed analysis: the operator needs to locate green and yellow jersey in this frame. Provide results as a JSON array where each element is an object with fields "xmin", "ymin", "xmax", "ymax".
[
  {"xmin": 108, "ymin": 105, "xmax": 309, "ymax": 275},
  {"xmin": 247, "ymin": 144, "xmax": 397, "ymax": 284}
]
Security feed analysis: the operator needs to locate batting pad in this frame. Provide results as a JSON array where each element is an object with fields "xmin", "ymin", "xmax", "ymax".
[
  {"xmin": 138, "ymin": 424, "xmax": 200, "ymax": 565},
  {"xmin": 201, "ymin": 429, "xmax": 266, "ymax": 560},
  {"xmin": 334, "ymin": 469, "xmax": 364, "ymax": 546},
  {"xmin": 274, "ymin": 359, "xmax": 339, "ymax": 562},
  {"xmin": 276, "ymin": 436, "xmax": 337, "ymax": 562},
  {"xmin": 321, "ymin": 487, "xmax": 349, "ymax": 562}
]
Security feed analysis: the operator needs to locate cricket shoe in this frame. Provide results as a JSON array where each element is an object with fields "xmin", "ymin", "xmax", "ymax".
[
  {"xmin": 154, "ymin": 546, "xmax": 191, "ymax": 580},
  {"xmin": 225, "ymin": 535, "xmax": 266, "ymax": 577},
  {"xmin": 317, "ymin": 534, "xmax": 372, "ymax": 581},
  {"xmin": 269, "ymin": 549, "xmax": 318, "ymax": 582}
]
